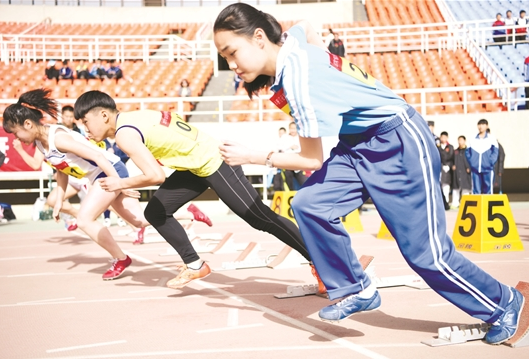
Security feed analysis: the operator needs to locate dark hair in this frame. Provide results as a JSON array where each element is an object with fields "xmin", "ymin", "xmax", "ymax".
[
  {"xmin": 214, "ymin": 3, "xmax": 282, "ymax": 99},
  {"xmin": 427, "ymin": 121, "xmax": 435, "ymax": 127},
  {"xmin": 486, "ymin": 128, "xmax": 491, "ymax": 133},
  {"xmin": 62, "ymin": 105, "xmax": 74, "ymax": 113},
  {"xmin": 478, "ymin": 119, "xmax": 488, "ymax": 125},
  {"xmin": 3, "ymin": 88, "xmax": 59, "ymax": 133},
  {"xmin": 440, "ymin": 131, "xmax": 448, "ymax": 137},
  {"xmin": 521, "ymin": 10, "xmax": 526, "ymax": 15},
  {"xmin": 74, "ymin": 90, "xmax": 117, "ymax": 120},
  {"xmin": 506, "ymin": 10, "xmax": 512, "ymax": 15},
  {"xmin": 279, "ymin": 127, "xmax": 286, "ymax": 131},
  {"xmin": 62, "ymin": 60, "xmax": 68, "ymax": 65},
  {"xmin": 458, "ymin": 135, "xmax": 466, "ymax": 141},
  {"xmin": 496, "ymin": 13, "xmax": 502, "ymax": 17}
]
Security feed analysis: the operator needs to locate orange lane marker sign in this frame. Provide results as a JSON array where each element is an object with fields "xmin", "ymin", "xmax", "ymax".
[
  {"xmin": 377, "ymin": 221, "xmax": 394, "ymax": 240},
  {"xmin": 270, "ymin": 191, "xmax": 363, "ymax": 232},
  {"xmin": 452, "ymin": 194, "xmax": 523, "ymax": 253}
]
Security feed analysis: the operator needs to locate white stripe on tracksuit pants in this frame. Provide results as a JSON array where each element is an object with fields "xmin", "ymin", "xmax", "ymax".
[{"xmin": 292, "ymin": 106, "xmax": 510, "ymax": 322}]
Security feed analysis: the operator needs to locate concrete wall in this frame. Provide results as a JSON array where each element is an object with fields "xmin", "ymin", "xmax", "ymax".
[
  {"xmin": 0, "ymin": 1, "xmax": 354, "ymax": 27},
  {"xmin": 192, "ymin": 109, "xmax": 529, "ymax": 169}
]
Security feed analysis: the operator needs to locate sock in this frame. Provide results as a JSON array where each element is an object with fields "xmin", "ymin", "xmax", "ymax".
[
  {"xmin": 187, "ymin": 259, "xmax": 204, "ymax": 270},
  {"xmin": 357, "ymin": 283, "xmax": 377, "ymax": 299}
]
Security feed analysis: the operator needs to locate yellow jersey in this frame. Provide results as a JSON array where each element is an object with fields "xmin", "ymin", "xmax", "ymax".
[{"xmin": 115, "ymin": 110, "xmax": 223, "ymax": 177}]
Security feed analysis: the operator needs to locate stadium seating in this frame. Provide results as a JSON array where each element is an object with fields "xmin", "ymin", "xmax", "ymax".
[
  {"xmin": 444, "ymin": 0, "xmax": 527, "ymax": 102},
  {"xmin": 0, "ymin": 59, "xmax": 213, "ymax": 114}
]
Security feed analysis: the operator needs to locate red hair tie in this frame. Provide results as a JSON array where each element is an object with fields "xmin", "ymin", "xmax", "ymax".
[{"xmin": 19, "ymin": 102, "xmax": 40, "ymax": 111}]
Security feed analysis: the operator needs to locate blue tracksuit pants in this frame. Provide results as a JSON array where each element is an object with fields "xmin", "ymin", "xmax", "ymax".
[
  {"xmin": 472, "ymin": 170, "xmax": 494, "ymax": 194},
  {"xmin": 292, "ymin": 106, "xmax": 510, "ymax": 322}
]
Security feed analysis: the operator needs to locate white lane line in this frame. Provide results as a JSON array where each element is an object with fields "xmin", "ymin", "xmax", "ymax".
[
  {"xmin": 197, "ymin": 323, "xmax": 263, "ymax": 334},
  {"xmin": 2, "ymin": 272, "xmax": 87, "ymax": 278},
  {"xmin": 0, "ymin": 296, "xmax": 170, "ymax": 308},
  {"xmin": 126, "ymin": 252, "xmax": 389, "ymax": 359},
  {"xmin": 46, "ymin": 340, "xmax": 127, "ymax": 353},
  {"xmin": 33, "ymin": 345, "xmax": 344, "ymax": 358},
  {"xmin": 227, "ymin": 308, "xmax": 238, "ymax": 327},
  {"xmin": 0, "ymin": 256, "xmax": 37, "ymax": 261},
  {"xmin": 128, "ymin": 277, "xmax": 169, "ymax": 294},
  {"xmin": 427, "ymin": 303, "xmax": 451, "ymax": 307},
  {"xmin": 18, "ymin": 297, "xmax": 75, "ymax": 305}
]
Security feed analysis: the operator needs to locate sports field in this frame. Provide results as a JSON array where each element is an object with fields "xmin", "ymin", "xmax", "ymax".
[{"xmin": 1, "ymin": 202, "xmax": 528, "ymax": 359}]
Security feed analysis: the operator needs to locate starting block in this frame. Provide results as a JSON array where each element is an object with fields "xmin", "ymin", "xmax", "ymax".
[
  {"xmin": 219, "ymin": 242, "xmax": 270, "ymax": 270},
  {"xmin": 267, "ymin": 246, "xmax": 309, "ymax": 269},
  {"xmin": 422, "ymin": 323, "xmax": 491, "ymax": 347},
  {"xmin": 273, "ymin": 255, "xmax": 375, "ymax": 299},
  {"xmin": 422, "ymin": 281, "xmax": 529, "ymax": 348},
  {"xmin": 160, "ymin": 232, "xmax": 247, "ymax": 256},
  {"xmin": 364, "ymin": 261, "xmax": 429, "ymax": 290}
]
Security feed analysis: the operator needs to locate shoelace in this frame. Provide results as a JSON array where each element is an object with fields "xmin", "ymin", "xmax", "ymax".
[
  {"xmin": 108, "ymin": 258, "xmax": 118, "ymax": 270},
  {"xmin": 335, "ymin": 295, "xmax": 358, "ymax": 307}
]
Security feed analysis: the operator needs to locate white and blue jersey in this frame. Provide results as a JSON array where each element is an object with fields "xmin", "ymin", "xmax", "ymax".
[
  {"xmin": 466, "ymin": 132, "xmax": 499, "ymax": 173},
  {"xmin": 270, "ymin": 25, "xmax": 407, "ymax": 137}
]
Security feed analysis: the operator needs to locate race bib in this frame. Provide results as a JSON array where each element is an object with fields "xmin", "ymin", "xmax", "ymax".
[{"xmin": 328, "ymin": 53, "xmax": 376, "ymax": 88}]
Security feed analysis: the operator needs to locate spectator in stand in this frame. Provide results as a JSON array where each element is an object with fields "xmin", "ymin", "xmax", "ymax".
[
  {"xmin": 466, "ymin": 119, "xmax": 499, "ymax": 194},
  {"xmin": 106, "ymin": 60, "xmax": 124, "ymax": 81},
  {"xmin": 90, "ymin": 59, "xmax": 106, "ymax": 79},
  {"xmin": 451, "ymin": 136, "xmax": 471, "ymax": 209},
  {"xmin": 492, "ymin": 13, "xmax": 506, "ymax": 49},
  {"xmin": 61, "ymin": 105, "xmax": 81, "ymax": 134},
  {"xmin": 525, "ymin": 55, "xmax": 529, "ymax": 109},
  {"xmin": 178, "ymin": 79, "xmax": 193, "ymax": 97},
  {"xmin": 505, "ymin": 10, "xmax": 516, "ymax": 43},
  {"xmin": 44, "ymin": 60, "xmax": 60, "ymax": 82},
  {"xmin": 328, "ymin": 32, "xmax": 345, "ymax": 57},
  {"xmin": 59, "ymin": 60, "xmax": 73, "ymax": 80},
  {"xmin": 439, "ymin": 131, "xmax": 454, "ymax": 208},
  {"xmin": 489, "ymin": 129, "xmax": 505, "ymax": 194},
  {"xmin": 324, "ymin": 28, "xmax": 334, "ymax": 48},
  {"xmin": 76, "ymin": 60, "xmax": 90, "ymax": 80},
  {"xmin": 515, "ymin": 10, "xmax": 527, "ymax": 43}
]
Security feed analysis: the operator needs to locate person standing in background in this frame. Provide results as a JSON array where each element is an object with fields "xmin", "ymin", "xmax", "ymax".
[
  {"xmin": 439, "ymin": 131, "xmax": 454, "ymax": 209},
  {"xmin": 466, "ymin": 119, "xmax": 499, "ymax": 194},
  {"xmin": 328, "ymin": 32, "xmax": 345, "ymax": 57},
  {"xmin": 451, "ymin": 135, "xmax": 472, "ymax": 209}
]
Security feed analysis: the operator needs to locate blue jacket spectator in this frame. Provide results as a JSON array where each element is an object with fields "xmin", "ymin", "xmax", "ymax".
[
  {"xmin": 90, "ymin": 59, "xmax": 107, "ymax": 79},
  {"xmin": 465, "ymin": 119, "xmax": 499, "ymax": 194},
  {"xmin": 106, "ymin": 60, "xmax": 123, "ymax": 80},
  {"xmin": 59, "ymin": 60, "xmax": 73, "ymax": 80}
]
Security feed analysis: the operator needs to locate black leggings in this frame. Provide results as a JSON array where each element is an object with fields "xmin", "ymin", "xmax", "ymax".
[{"xmin": 144, "ymin": 162, "xmax": 310, "ymax": 264}]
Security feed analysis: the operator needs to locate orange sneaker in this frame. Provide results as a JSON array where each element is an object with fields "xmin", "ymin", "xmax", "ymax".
[
  {"xmin": 310, "ymin": 264, "xmax": 327, "ymax": 294},
  {"xmin": 166, "ymin": 262, "xmax": 211, "ymax": 289}
]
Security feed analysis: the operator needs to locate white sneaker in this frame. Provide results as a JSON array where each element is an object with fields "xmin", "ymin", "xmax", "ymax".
[
  {"xmin": 117, "ymin": 218, "xmax": 126, "ymax": 227},
  {"xmin": 104, "ymin": 218, "xmax": 111, "ymax": 227}
]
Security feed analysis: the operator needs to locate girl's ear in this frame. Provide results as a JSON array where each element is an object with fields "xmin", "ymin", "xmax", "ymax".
[
  {"xmin": 254, "ymin": 28, "xmax": 267, "ymax": 47},
  {"xmin": 23, "ymin": 119, "xmax": 33, "ymax": 129}
]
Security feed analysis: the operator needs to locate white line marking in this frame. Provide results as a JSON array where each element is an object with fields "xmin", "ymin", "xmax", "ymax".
[
  {"xmin": 29, "ymin": 345, "xmax": 346, "ymax": 358},
  {"xmin": 0, "ymin": 256, "xmax": 37, "ymax": 261},
  {"xmin": 125, "ymin": 251, "xmax": 389, "ymax": 359},
  {"xmin": 18, "ymin": 297, "xmax": 75, "ymax": 305},
  {"xmin": 197, "ymin": 323, "xmax": 263, "ymax": 334},
  {"xmin": 2, "ymin": 272, "xmax": 87, "ymax": 278},
  {"xmin": 46, "ymin": 340, "xmax": 127, "ymax": 353},
  {"xmin": 0, "ymin": 297, "xmax": 170, "ymax": 308},
  {"xmin": 227, "ymin": 308, "xmax": 238, "ymax": 327},
  {"xmin": 427, "ymin": 303, "xmax": 451, "ymax": 307}
]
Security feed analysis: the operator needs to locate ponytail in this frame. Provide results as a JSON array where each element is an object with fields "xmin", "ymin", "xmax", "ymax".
[
  {"xmin": 214, "ymin": 3, "xmax": 282, "ymax": 99},
  {"xmin": 3, "ymin": 88, "xmax": 59, "ymax": 133}
]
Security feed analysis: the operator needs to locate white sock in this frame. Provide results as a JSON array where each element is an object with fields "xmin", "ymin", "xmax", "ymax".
[
  {"xmin": 357, "ymin": 283, "xmax": 377, "ymax": 299},
  {"xmin": 187, "ymin": 259, "xmax": 203, "ymax": 270}
]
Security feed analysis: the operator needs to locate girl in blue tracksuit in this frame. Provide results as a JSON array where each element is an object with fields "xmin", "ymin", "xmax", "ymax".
[
  {"xmin": 213, "ymin": 3, "xmax": 523, "ymax": 345},
  {"xmin": 466, "ymin": 119, "xmax": 499, "ymax": 194}
]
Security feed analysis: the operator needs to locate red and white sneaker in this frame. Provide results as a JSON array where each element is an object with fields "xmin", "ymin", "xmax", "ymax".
[
  {"xmin": 132, "ymin": 227, "xmax": 146, "ymax": 245},
  {"xmin": 310, "ymin": 264, "xmax": 327, "ymax": 295},
  {"xmin": 102, "ymin": 255, "xmax": 132, "ymax": 280},
  {"xmin": 66, "ymin": 221, "xmax": 78, "ymax": 231},
  {"xmin": 187, "ymin": 204, "xmax": 213, "ymax": 227}
]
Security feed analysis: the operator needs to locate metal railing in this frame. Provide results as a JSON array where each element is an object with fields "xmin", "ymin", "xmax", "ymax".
[
  {"xmin": 0, "ymin": 34, "xmax": 218, "ymax": 69},
  {"xmin": 1, "ymin": 82, "xmax": 527, "ymax": 121}
]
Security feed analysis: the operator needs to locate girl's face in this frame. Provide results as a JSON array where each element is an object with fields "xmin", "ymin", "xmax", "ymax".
[
  {"xmin": 10, "ymin": 120, "xmax": 38, "ymax": 145},
  {"xmin": 214, "ymin": 30, "xmax": 270, "ymax": 83}
]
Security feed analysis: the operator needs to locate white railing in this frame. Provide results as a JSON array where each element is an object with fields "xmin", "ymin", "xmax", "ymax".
[
  {"xmin": 1, "ymin": 83, "xmax": 527, "ymax": 121},
  {"xmin": 0, "ymin": 34, "xmax": 218, "ymax": 68}
]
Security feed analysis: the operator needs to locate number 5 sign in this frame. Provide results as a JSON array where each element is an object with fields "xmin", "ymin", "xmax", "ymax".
[{"xmin": 452, "ymin": 194, "xmax": 523, "ymax": 253}]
